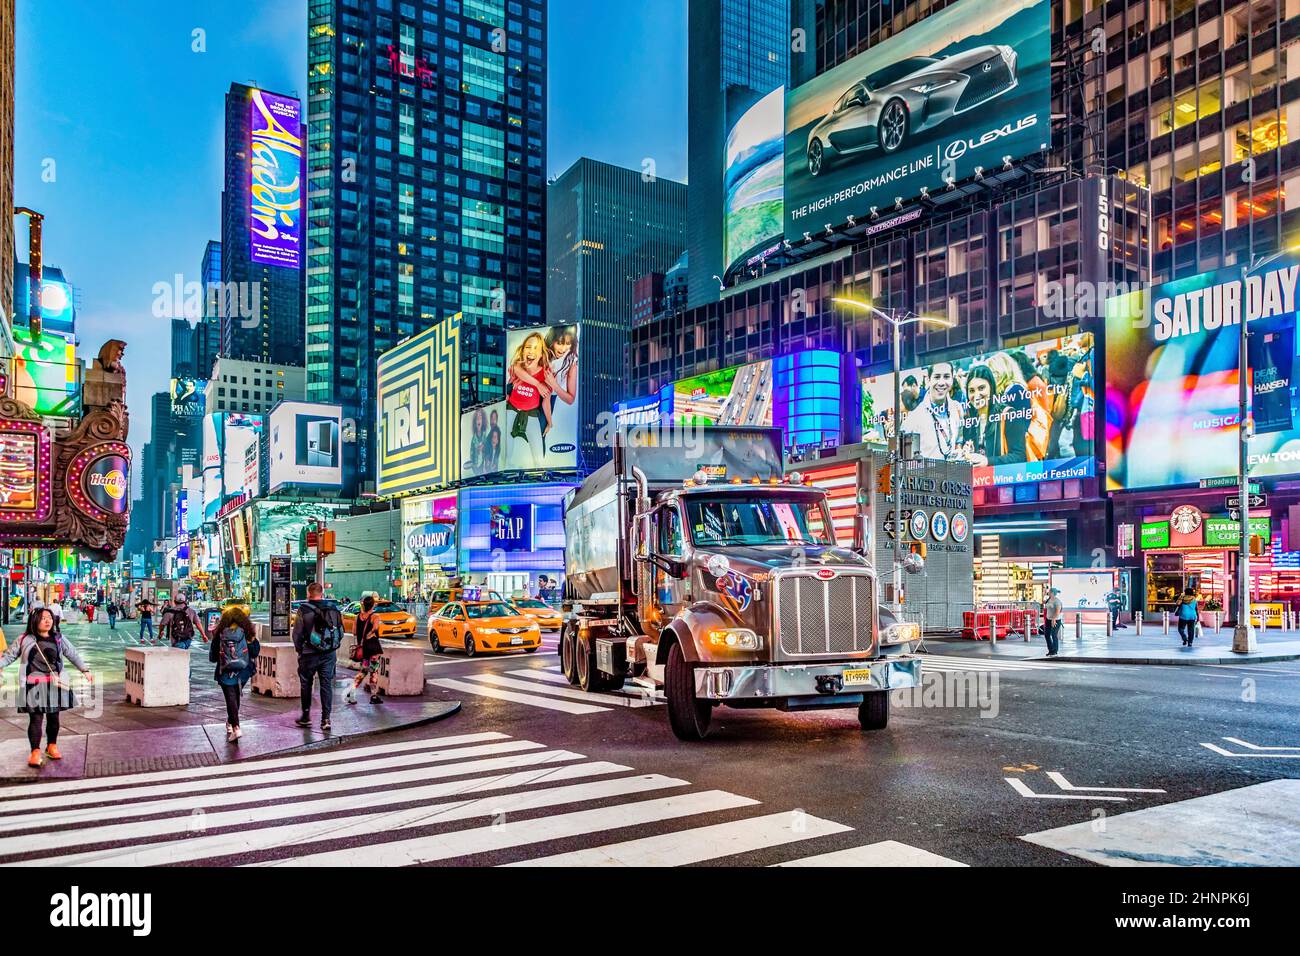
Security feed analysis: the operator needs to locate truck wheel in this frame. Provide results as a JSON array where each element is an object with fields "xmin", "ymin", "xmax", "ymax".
[
  {"xmin": 577, "ymin": 633, "xmax": 598, "ymax": 691},
  {"xmin": 858, "ymin": 692, "xmax": 890, "ymax": 731},
  {"xmin": 665, "ymin": 642, "xmax": 711, "ymax": 741},
  {"xmin": 560, "ymin": 627, "xmax": 579, "ymax": 685}
]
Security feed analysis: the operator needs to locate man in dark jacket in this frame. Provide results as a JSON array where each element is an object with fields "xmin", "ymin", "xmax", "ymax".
[{"xmin": 292, "ymin": 582, "xmax": 342, "ymax": 731}]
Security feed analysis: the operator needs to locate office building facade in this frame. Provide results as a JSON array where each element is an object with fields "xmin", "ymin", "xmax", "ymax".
[
  {"xmin": 547, "ymin": 157, "xmax": 686, "ymax": 465},
  {"xmin": 686, "ymin": 0, "xmax": 789, "ymax": 308},
  {"xmin": 307, "ymin": 0, "xmax": 547, "ymax": 492},
  {"xmin": 220, "ymin": 83, "xmax": 306, "ymax": 369}
]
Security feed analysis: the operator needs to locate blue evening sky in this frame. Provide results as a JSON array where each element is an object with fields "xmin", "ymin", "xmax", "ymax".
[{"xmin": 12, "ymin": 0, "xmax": 687, "ymax": 471}]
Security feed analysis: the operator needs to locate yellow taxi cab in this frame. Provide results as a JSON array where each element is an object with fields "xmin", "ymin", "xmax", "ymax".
[
  {"xmin": 427, "ymin": 587, "xmax": 504, "ymax": 617},
  {"xmin": 342, "ymin": 600, "xmax": 418, "ymax": 639},
  {"xmin": 428, "ymin": 600, "xmax": 541, "ymax": 656},
  {"xmin": 509, "ymin": 597, "xmax": 563, "ymax": 631}
]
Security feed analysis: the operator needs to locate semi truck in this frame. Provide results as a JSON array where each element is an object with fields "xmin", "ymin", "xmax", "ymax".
[{"xmin": 561, "ymin": 426, "xmax": 923, "ymax": 740}]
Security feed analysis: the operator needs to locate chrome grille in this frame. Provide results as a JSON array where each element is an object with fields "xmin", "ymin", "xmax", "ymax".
[
  {"xmin": 955, "ymin": 56, "xmax": 1015, "ymax": 112},
  {"xmin": 775, "ymin": 571, "xmax": 876, "ymax": 658}
]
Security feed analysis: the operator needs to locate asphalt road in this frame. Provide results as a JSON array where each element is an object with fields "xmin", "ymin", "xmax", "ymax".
[{"xmin": 2, "ymin": 622, "xmax": 1299, "ymax": 867}]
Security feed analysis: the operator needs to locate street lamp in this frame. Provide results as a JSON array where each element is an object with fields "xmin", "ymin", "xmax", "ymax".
[{"xmin": 833, "ymin": 297, "xmax": 957, "ymax": 608}]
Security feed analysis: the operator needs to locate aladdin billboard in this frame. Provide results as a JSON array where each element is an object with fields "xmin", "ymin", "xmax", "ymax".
[
  {"xmin": 377, "ymin": 314, "xmax": 462, "ymax": 497},
  {"xmin": 248, "ymin": 88, "xmax": 303, "ymax": 269},
  {"xmin": 784, "ymin": 0, "xmax": 1050, "ymax": 241},
  {"xmin": 1106, "ymin": 255, "xmax": 1300, "ymax": 489}
]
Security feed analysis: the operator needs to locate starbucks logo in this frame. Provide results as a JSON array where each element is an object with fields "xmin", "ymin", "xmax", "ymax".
[{"xmin": 1170, "ymin": 505, "xmax": 1202, "ymax": 535}]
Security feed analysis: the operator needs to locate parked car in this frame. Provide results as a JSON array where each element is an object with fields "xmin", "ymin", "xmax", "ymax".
[
  {"xmin": 806, "ymin": 45, "xmax": 1019, "ymax": 174},
  {"xmin": 428, "ymin": 600, "xmax": 542, "ymax": 656}
]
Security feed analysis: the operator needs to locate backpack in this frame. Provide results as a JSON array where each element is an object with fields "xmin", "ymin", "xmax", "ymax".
[
  {"xmin": 303, "ymin": 601, "xmax": 344, "ymax": 652},
  {"xmin": 171, "ymin": 609, "xmax": 196, "ymax": 643},
  {"xmin": 218, "ymin": 626, "xmax": 250, "ymax": 675}
]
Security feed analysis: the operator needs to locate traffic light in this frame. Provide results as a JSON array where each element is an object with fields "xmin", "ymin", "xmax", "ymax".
[
  {"xmin": 1250, "ymin": 534, "xmax": 1265, "ymax": 557},
  {"xmin": 382, "ymin": 549, "xmax": 392, "ymax": 563},
  {"xmin": 876, "ymin": 464, "xmax": 892, "ymax": 497},
  {"xmin": 319, "ymin": 530, "xmax": 337, "ymax": 556}
]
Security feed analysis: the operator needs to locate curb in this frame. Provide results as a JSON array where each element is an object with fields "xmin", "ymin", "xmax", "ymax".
[
  {"xmin": 0, "ymin": 700, "xmax": 462, "ymax": 785},
  {"xmin": 1049, "ymin": 654, "xmax": 1300, "ymax": 666}
]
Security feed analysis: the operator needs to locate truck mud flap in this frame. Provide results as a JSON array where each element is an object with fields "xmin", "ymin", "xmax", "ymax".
[{"xmin": 776, "ymin": 693, "xmax": 866, "ymax": 712}]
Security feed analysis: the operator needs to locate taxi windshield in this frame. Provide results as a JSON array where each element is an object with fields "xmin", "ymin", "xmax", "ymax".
[
  {"xmin": 372, "ymin": 602, "xmax": 402, "ymax": 614},
  {"xmin": 466, "ymin": 602, "xmax": 516, "ymax": 619},
  {"xmin": 514, "ymin": 599, "xmax": 548, "ymax": 608},
  {"xmin": 686, "ymin": 496, "xmax": 834, "ymax": 547}
]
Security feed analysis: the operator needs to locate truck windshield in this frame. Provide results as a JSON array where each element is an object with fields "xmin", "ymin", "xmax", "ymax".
[{"xmin": 686, "ymin": 497, "xmax": 834, "ymax": 547}]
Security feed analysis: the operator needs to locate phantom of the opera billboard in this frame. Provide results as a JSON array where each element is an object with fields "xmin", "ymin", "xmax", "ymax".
[
  {"xmin": 1106, "ymin": 255, "xmax": 1300, "ymax": 490},
  {"xmin": 783, "ymin": 0, "xmax": 1050, "ymax": 241}
]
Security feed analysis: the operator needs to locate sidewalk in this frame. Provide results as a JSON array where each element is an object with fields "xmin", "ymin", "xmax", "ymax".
[
  {"xmin": 924, "ymin": 623, "xmax": 1300, "ymax": 665},
  {"xmin": 0, "ymin": 621, "xmax": 460, "ymax": 783}
]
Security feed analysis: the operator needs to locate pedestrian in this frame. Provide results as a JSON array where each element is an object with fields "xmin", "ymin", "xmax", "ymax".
[
  {"xmin": 47, "ymin": 599, "xmax": 63, "ymax": 627},
  {"xmin": 163, "ymin": 594, "xmax": 203, "ymax": 650},
  {"xmin": 1042, "ymin": 587, "xmax": 1063, "ymax": 657},
  {"xmin": 1176, "ymin": 588, "xmax": 1200, "ymax": 646},
  {"xmin": 0, "ymin": 608, "xmax": 95, "ymax": 767},
  {"xmin": 136, "ymin": 597, "xmax": 157, "ymax": 645},
  {"xmin": 106, "ymin": 600, "xmax": 118, "ymax": 630},
  {"xmin": 345, "ymin": 595, "xmax": 384, "ymax": 706},
  {"xmin": 1105, "ymin": 588, "xmax": 1126, "ymax": 630},
  {"xmin": 209, "ymin": 605, "xmax": 260, "ymax": 743},
  {"xmin": 84, "ymin": 601, "xmax": 95, "ymax": 624},
  {"xmin": 292, "ymin": 581, "xmax": 345, "ymax": 732}
]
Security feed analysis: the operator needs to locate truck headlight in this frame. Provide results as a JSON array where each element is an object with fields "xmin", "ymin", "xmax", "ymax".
[
  {"xmin": 881, "ymin": 622, "xmax": 921, "ymax": 646},
  {"xmin": 707, "ymin": 628, "xmax": 763, "ymax": 651}
]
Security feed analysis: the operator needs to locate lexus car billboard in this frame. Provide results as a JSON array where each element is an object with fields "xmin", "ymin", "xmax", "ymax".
[
  {"xmin": 269, "ymin": 401, "xmax": 343, "ymax": 494},
  {"xmin": 861, "ymin": 333, "xmax": 1095, "ymax": 488},
  {"xmin": 784, "ymin": 0, "xmax": 1050, "ymax": 241},
  {"xmin": 460, "ymin": 323, "xmax": 579, "ymax": 478},
  {"xmin": 724, "ymin": 86, "xmax": 785, "ymax": 274},
  {"xmin": 1106, "ymin": 255, "xmax": 1300, "ymax": 490}
]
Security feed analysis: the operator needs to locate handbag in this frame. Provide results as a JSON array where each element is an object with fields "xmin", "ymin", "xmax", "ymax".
[
  {"xmin": 30, "ymin": 638, "xmax": 71, "ymax": 693},
  {"xmin": 350, "ymin": 615, "xmax": 368, "ymax": 662}
]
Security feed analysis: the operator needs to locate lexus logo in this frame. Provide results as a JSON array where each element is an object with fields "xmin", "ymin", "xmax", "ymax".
[{"xmin": 982, "ymin": 62, "xmax": 992, "ymax": 72}]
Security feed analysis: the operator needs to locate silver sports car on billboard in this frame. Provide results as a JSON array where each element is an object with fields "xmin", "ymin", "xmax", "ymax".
[{"xmin": 806, "ymin": 45, "xmax": 1019, "ymax": 176}]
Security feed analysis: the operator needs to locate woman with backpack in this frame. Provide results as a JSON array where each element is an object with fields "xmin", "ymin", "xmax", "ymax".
[
  {"xmin": 0, "ymin": 608, "xmax": 95, "ymax": 767},
  {"xmin": 345, "ymin": 595, "xmax": 385, "ymax": 706},
  {"xmin": 209, "ymin": 605, "xmax": 260, "ymax": 742}
]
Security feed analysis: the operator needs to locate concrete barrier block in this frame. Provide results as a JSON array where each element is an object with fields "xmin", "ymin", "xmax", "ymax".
[
  {"xmin": 337, "ymin": 635, "xmax": 360, "ymax": 671},
  {"xmin": 251, "ymin": 643, "xmax": 301, "ymax": 698},
  {"xmin": 377, "ymin": 643, "xmax": 424, "ymax": 696},
  {"xmin": 124, "ymin": 647, "xmax": 190, "ymax": 707}
]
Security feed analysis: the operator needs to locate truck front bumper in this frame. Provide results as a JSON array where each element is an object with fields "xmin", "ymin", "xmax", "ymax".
[{"xmin": 692, "ymin": 656, "xmax": 922, "ymax": 702}]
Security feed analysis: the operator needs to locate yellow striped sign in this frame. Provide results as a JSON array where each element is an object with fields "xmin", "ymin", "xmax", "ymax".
[{"xmin": 376, "ymin": 314, "xmax": 461, "ymax": 497}]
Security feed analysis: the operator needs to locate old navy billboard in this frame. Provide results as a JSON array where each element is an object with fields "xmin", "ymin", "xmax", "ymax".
[
  {"xmin": 784, "ymin": 0, "xmax": 1050, "ymax": 241},
  {"xmin": 248, "ymin": 89, "xmax": 303, "ymax": 269}
]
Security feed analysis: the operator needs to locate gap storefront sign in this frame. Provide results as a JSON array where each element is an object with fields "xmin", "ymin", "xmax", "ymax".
[{"xmin": 460, "ymin": 484, "xmax": 573, "ymax": 576}]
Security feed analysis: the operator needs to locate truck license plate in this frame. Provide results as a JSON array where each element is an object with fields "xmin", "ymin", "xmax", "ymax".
[
  {"xmin": 841, "ymin": 668, "xmax": 874, "ymax": 687},
  {"xmin": 510, "ymin": 637, "xmax": 524, "ymax": 646}
]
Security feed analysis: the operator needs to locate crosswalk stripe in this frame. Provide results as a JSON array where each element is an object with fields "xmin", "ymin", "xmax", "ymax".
[
  {"xmin": 0, "ymin": 746, "xmax": 577, "ymax": 833},
  {"xmin": 11, "ymin": 773, "xmax": 688, "ymax": 868},
  {"xmin": 0, "ymin": 761, "xmax": 633, "ymax": 860},
  {"xmin": 428, "ymin": 677, "xmax": 611, "ymax": 714},
  {"xmin": 0, "ymin": 731, "xmax": 509, "ymax": 801},
  {"xmin": 252, "ymin": 790, "xmax": 759, "ymax": 867},
  {"xmin": 505, "ymin": 669, "xmax": 665, "ymax": 703},
  {"xmin": 463, "ymin": 673, "xmax": 658, "ymax": 708},
  {"xmin": 507, "ymin": 811, "xmax": 850, "ymax": 867},
  {"xmin": 773, "ymin": 840, "xmax": 968, "ymax": 867}
]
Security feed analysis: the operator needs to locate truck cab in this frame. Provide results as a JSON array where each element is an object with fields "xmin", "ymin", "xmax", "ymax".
[{"xmin": 562, "ymin": 426, "xmax": 922, "ymax": 740}]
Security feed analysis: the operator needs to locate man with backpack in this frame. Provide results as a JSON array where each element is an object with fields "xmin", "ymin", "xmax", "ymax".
[
  {"xmin": 292, "ymin": 581, "xmax": 344, "ymax": 732},
  {"xmin": 161, "ymin": 594, "xmax": 203, "ymax": 650}
]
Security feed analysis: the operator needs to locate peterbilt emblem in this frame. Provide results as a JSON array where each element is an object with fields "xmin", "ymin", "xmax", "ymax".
[{"xmin": 815, "ymin": 568, "xmax": 837, "ymax": 581}]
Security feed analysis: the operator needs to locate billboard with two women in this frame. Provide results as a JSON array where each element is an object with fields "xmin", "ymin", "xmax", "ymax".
[
  {"xmin": 860, "ymin": 333, "xmax": 1095, "ymax": 487},
  {"xmin": 460, "ymin": 323, "xmax": 580, "ymax": 478}
]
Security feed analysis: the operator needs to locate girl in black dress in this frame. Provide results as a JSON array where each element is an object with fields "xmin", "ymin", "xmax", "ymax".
[{"xmin": 0, "ymin": 608, "xmax": 94, "ymax": 767}]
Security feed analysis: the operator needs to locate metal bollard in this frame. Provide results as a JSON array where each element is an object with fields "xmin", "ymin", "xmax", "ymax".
[
  {"xmin": 1075, "ymin": 613, "xmax": 1083, "ymax": 641},
  {"xmin": 1259, "ymin": 611, "xmax": 1268, "ymax": 634},
  {"xmin": 990, "ymin": 617, "xmax": 998, "ymax": 651},
  {"xmin": 1163, "ymin": 611, "xmax": 1170, "ymax": 635},
  {"xmin": 1215, "ymin": 610, "xmax": 1222, "ymax": 634},
  {"xmin": 1106, "ymin": 611, "xmax": 1113, "ymax": 637},
  {"xmin": 1135, "ymin": 613, "xmax": 1143, "ymax": 636}
]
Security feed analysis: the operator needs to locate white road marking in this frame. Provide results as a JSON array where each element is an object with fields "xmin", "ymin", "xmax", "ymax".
[
  {"xmin": 1044, "ymin": 772, "xmax": 1165, "ymax": 794},
  {"xmin": 428, "ymin": 677, "xmax": 611, "ymax": 714},
  {"xmin": 1005, "ymin": 778, "xmax": 1127, "ymax": 802},
  {"xmin": 1022, "ymin": 779, "xmax": 1300, "ymax": 866},
  {"xmin": 773, "ymin": 840, "xmax": 968, "ymax": 867},
  {"xmin": 1221, "ymin": 736, "xmax": 1300, "ymax": 752},
  {"xmin": 508, "ymin": 811, "xmax": 849, "ymax": 867},
  {"xmin": 464, "ymin": 673, "xmax": 658, "ymax": 708}
]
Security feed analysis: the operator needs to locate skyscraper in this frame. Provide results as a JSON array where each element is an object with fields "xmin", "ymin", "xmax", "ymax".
[
  {"xmin": 197, "ymin": 239, "xmax": 222, "ymax": 378},
  {"xmin": 0, "ymin": 0, "xmax": 14, "ymax": 327},
  {"xmin": 220, "ymin": 83, "xmax": 305, "ymax": 369},
  {"xmin": 547, "ymin": 157, "xmax": 687, "ymax": 465},
  {"xmin": 307, "ymin": 0, "xmax": 548, "ymax": 493},
  {"xmin": 686, "ymin": 0, "xmax": 788, "ymax": 308}
]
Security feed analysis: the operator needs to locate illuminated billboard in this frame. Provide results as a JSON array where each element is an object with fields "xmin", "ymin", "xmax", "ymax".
[
  {"xmin": 11, "ymin": 328, "xmax": 80, "ymax": 417},
  {"xmin": 249, "ymin": 500, "xmax": 350, "ymax": 563},
  {"xmin": 171, "ymin": 378, "xmax": 205, "ymax": 418},
  {"xmin": 13, "ymin": 264, "xmax": 76, "ymax": 337},
  {"xmin": 248, "ymin": 89, "xmax": 303, "ymax": 269},
  {"xmin": 377, "ymin": 314, "xmax": 461, "ymax": 497},
  {"xmin": 269, "ymin": 401, "xmax": 343, "ymax": 493},
  {"xmin": 861, "ymin": 333, "xmax": 1095, "ymax": 487},
  {"xmin": 460, "ymin": 323, "xmax": 579, "ymax": 478},
  {"xmin": 1106, "ymin": 256, "xmax": 1300, "ymax": 489},
  {"xmin": 724, "ymin": 86, "xmax": 785, "ymax": 274},
  {"xmin": 202, "ymin": 412, "xmax": 263, "ymax": 518},
  {"xmin": 784, "ymin": 0, "xmax": 1050, "ymax": 241},
  {"xmin": 672, "ymin": 359, "xmax": 774, "ymax": 428}
]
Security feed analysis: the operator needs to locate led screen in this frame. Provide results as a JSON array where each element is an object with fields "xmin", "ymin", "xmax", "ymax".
[
  {"xmin": 861, "ymin": 333, "xmax": 1095, "ymax": 487},
  {"xmin": 724, "ymin": 86, "xmax": 785, "ymax": 274},
  {"xmin": 269, "ymin": 401, "xmax": 343, "ymax": 493},
  {"xmin": 1106, "ymin": 256, "xmax": 1300, "ymax": 489},
  {"xmin": 248, "ymin": 89, "xmax": 303, "ymax": 269},
  {"xmin": 783, "ymin": 0, "xmax": 1050, "ymax": 241}
]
